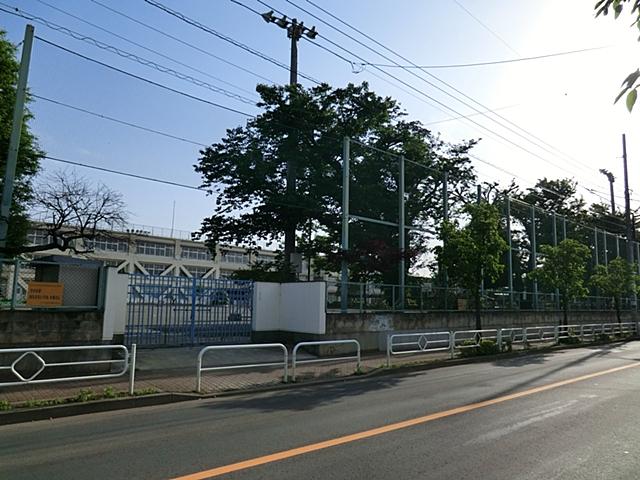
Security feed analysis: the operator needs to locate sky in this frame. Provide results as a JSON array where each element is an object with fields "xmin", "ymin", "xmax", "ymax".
[{"xmin": 1, "ymin": 0, "xmax": 640, "ymax": 238}]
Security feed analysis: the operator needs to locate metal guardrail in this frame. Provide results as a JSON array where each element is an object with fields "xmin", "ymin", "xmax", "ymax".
[
  {"xmin": 291, "ymin": 340, "xmax": 361, "ymax": 382},
  {"xmin": 196, "ymin": 343, "xmax": 288, "ymax": 393},
  {"xmin": 524, "ymin": 326, "xmax": 557, "ymax": 344},
  {"xmin": 0, "ymin": 344, "xmax": 130, "ymax": 387},
  {"xmin": 386, "ymin": 332, "xmax": 450, "ymax": 367},
  {"xmin": 450, "ymin": 329, "xmax": 498, "ymax": 358}
]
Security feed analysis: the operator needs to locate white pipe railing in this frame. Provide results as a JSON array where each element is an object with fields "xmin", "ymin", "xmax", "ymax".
[
  {"xmin": 196, "ymin": 343, "xmax": 288, "ymax": 393},
  {"xmin": 0, "ymin": 344, "xmax": 130, "ymax": 387},
  {"xmin": 291, "ymin": 340, "xmax": 360, "ymax": 382}
]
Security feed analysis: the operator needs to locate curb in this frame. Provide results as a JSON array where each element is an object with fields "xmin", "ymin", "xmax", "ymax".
[{"xmin": 1, "ymin": 337, "xmax": 635, "ymax": 425}]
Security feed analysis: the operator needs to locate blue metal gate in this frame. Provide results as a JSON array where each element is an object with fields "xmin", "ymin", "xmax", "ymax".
[{"xmin": 125, "ymin": 274, "xmax": 253, "ymax": 346}]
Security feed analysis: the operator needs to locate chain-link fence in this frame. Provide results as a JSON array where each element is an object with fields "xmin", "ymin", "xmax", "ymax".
[
  {"xmin": 335, "ymin": 137, "xmax": 639, "ymax": 312},
  {"xmin": 0, "ymin": 258, "xmax": 104, "ymax": 310}
]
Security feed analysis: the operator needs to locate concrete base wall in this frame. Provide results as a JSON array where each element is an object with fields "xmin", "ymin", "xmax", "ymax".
[
  {"xmin": 325, "ymin": 310, "xmax": 640, "ymax": 352},
  {"xmin": 0, "ymin": 309, "xmax": 105, "ymax": 347}
]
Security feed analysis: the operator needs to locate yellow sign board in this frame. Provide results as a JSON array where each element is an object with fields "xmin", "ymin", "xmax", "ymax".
[{"xmin": 26, "ymin": 282, "xmax": 64, "ymax": 306}]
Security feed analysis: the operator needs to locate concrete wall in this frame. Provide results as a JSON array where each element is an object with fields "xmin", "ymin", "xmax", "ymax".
[
  {"xmin": 325, "ymin": 310, "xmax": 640, "ymax": 351},
  {"xmin": 252, "ymin": 281, "xmax": 326, "ymax": 334},
  {"xmin": 0, "ymin": 309, "xmax": 104, "ymax": 347},
  {"xmin": 102, "ymin": 268, "xmax": 129, "ymax": 342}
]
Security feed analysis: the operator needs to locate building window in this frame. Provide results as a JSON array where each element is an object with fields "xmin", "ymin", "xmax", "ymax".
[
  {"xmin": 221, "ymin": 251, "xmax": 249, "ymax": 264},
  {"xmin": 181, "ymin": 246, "xmax": 211, "ymax": 261},
  {"xmin": 255, "ymin": 253, "xmax": 276, "ymax": 263},
  {"xmin": 141, "ymin": 263, "xmax": 169, "ymax": 275},
  {"xmin": 218, "ymin": 269, "xmax": 235, "ymax": 279},
  {"xmin": 86, "ymin": 236, "xmax": 129, "ymax": 253},
  {"xmin": 185, "ymin": 266, "xmax": 209, "ymax": 278},
  {"xmin": 136, "ymin": 241, "xmax": 175, "ymax": 257},
  {"xmin": 27, "ymin": 229, "xmax": 52, "ymax": 246}
]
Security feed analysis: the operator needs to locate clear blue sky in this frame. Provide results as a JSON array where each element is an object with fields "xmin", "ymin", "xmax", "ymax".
[{"xmin": 1, "ymin": 0, "xmax": 639, "ymax": 235}]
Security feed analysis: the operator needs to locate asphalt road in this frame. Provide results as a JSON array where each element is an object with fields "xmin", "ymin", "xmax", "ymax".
[{"xmin": 3, "ymin": 341, "xmax": 640, "ymax": 480}]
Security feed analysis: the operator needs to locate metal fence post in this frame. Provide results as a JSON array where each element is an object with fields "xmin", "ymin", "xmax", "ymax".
[
  {"xmin": 450, "ymin": 332, "xmax": 455, "ymax": 359},
  {"xmin": 594, "ymin": 228, "xmax": 599, "ymax": 266},
  {"xmin": 497, "ymin": 329, "xmax": 503, "ymax": 351},
  {"xmin": 340, "ymin": 136, "xmax": 350, "ymax": 313},
  {"xmin": 554, "ymin": 325, "xmax": 559, "ymax": 344},
  {"xmin": 189, "ymin": 276, "xmax": 197, "ymax": 345},
  {"xmin": 386, "ymin": 334, "xmax": 392, "ymax": 368},
  {"xmin": 506, "ymin": 196, "xmax": 514, "ymax": 308},
  {"xmin": 531, "ymin": 205, "xmax": 538, "ymax": 310},
  {"xmin": 398, "ymin": 155, "xmax": 405, "ymax": 310},
  {"xmin": 552, "ymin": 212, "xmax": 560, "ymax": 310},
  {"xmin": 128, "ymin": 343, "xmax": 137, "ymax": 395},
  {"xmin": 10, "ymin": 258, "xmax": 20, "ymax": 310},
  {"xmin": 603, "ymin": 230, "xmax": 608, "ymax": 265}
]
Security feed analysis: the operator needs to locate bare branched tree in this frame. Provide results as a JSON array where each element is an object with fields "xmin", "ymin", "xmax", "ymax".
[{"xmin": 3, "ymin": 170, "xmax": 127, "ymax": 255}]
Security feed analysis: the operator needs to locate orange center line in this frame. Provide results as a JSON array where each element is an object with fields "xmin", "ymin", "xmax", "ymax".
[{"xmin": 171, "ymin": 361, "xmax": 640, "ymax": 480}]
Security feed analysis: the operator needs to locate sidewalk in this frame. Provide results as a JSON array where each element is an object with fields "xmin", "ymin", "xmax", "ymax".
[{"xmin": 1, "ymin": 346, "xmax": 437, "ymax": 404}]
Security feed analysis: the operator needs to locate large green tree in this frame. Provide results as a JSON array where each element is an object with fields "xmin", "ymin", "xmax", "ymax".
[
  {"xmin": 436, "ymin": 202, "xmax": 508, "ymax": 329},
  {"xmin": 530, "ymin": 239, "xmax": 591, "ymax": 325},
  {"xmin": 195, "ymin": 82, "xmax": 477, "ymax": 283},
  {"xmin": 591, "ymin": 257, "xmax": 639, "ymax": 322},
  {"xmin": 0, "ymin": 30, "xmax": 42, "ymax": 254}
]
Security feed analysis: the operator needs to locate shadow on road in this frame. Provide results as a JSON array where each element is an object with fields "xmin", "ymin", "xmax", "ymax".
[{"xmin": 198, "ymin": 373, "xmax": 413, "ymax": 413}]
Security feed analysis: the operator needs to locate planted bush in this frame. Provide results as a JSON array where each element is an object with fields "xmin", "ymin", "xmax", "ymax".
[{"xmin": 459, "ymin": 339, "xmax": 501, "ymax": 357}]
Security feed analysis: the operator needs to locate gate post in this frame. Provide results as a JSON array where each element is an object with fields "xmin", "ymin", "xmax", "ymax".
[{"xmin": 190, "ymin": 276, "xmax": 197, "ymax": 345}]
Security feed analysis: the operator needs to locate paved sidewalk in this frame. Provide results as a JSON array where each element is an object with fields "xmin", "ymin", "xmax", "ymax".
[{"xmin": 1, "ymin": 346, "xmax": 440, "ymax": 404}]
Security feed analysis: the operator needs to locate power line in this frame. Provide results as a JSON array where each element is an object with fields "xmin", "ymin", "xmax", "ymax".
[
  {"xmin": 32, "ymin": 94, "xmax": 208, "ymax": 147},
  {"xmin": 42, "ymin": 155, "xmax": 205, "ymax": 191},
  {"xmin": 1, "ymin": 4, "xmax": 258, "ymax": 106},
  {"xmin": 32, "ymin": 0, "xmax": 258, "ymax": 98},
  {"xmin": 361, "ymin": 46, "xmax": 609, "ymax": 69},
  {"xmin": 35, "ymin": 36, "xmax": 255, "ymax": 117},
  {"xmin": 452, "ymin": 0, "xmax": 520, "ymax": 56},
  {"xmin": 295, "ymin": 0, "xmax": 629, "ymax": 203},
  {"xmin": 142, "ymin": 0, "xmax": 322, "ymax": 84},
  {"xmin": 89, "ymin": 0, "xmax": 276, "ymax": 85}
]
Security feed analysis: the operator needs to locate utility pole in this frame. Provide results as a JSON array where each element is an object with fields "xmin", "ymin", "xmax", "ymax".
[
  {"xmin": 622, "ymin": 134, "xmax": 637, "ymax": 308},
  {"xmin": 599, "ymin": 168, "xmax": 616, "ymax": 215},
  {"xmin": 261, "ymin": 11, "xmax": 317, "ymax": 277},
  {"xmin": 0, "ymin": 24, "xmax": 34, "ymax": 254}
]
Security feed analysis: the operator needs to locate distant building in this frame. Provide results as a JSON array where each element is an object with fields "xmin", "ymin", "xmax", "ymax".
[{"xmin": 25, "ymin": 222, "xmax": 278, "ymax": 279}]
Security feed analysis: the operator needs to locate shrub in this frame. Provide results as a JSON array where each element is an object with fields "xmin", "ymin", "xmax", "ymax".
[
  {"xmin": 558, "ymin": 335, "xmax": 581, "ymax": 345},
  {"xmin": 459, "ymin": 339, "xmax": 501, "ymax": 357},
  {"xmin": 75, "ymin": 389, "xmax": 96, "ymax": 402},
  {"xmin": 102, "ymin": 386, "xmax": 118, "ymax": 399},
  {"xmin": 0, "ymin": 399, "xmax": 12, "ymax": 411}
]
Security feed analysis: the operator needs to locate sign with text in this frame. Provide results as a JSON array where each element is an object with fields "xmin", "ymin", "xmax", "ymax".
[{"xmin": 26, "ymin": 282, "xmax": 64, "ymax": 306}]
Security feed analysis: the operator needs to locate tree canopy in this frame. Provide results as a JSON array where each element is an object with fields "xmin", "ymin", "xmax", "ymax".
[
  {"xmin": 595, "ymin": 0, "xmax": 640, "ymax": 111},
  {"xmin": 436, "ymin": 202, "xmax": 508, "ymax": 328},
  {"xmin": 530, "ymin": 239, "xmax": 591, "ymax": 325},
  {"xmin": 195, "ymin": 82, "xmax": 478, "ymax": 283},
  {"xmin": 591, "ymin": 257, "xmax": 639, "ymax": 321}
]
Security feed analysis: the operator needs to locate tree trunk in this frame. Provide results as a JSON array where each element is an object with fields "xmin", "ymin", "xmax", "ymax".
[
  {"xmin": 614, "ymin": 296, "xmax": 621, "ymax": 323},
  {"xmin": 562, "ymin": 297, "xmax": 568, "ymax": 326},
  {"xmin": 474, "ymin": 287, "xmax": 482, "ymax": 330}
]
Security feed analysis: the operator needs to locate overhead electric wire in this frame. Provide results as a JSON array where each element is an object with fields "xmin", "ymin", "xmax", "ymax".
[
  {"xmin": 32, "ymin": 0, "xmax": 257, "ymax": 98},
  {"xmin": 451, "ymin": 0, "xmax": 520, "ymax": 56},
  {"xmin": 361, "ymin": 46, "xmax": 610, "ymax": 69},
  {"xmin": 142, "ymin": 0, "xmax": 321, "ymax": 85},
  {"xmin": 295, "ymin": 0, "xmax": 632, "ymax": 203},
  {"xmin": 43, "ymin": 156, "xmax": 205, "ymax": 191},
  {"xmin": 88, "ymin": 0, "xmax": 276, "ymax": 85},
  {"xmin": 0, "ymin": 5, "xmax": 258, "ymax": 106},
  {"xmin": 32, "ymin": 94, "xmax": 208, "ymax": 147},
  {"xmin": 35, "ymin": 36, "xmax": 255, "ymax": 118},
  {"xmin": 245, "ymin": 0, "xmax": 629, "ymax": 206}
]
